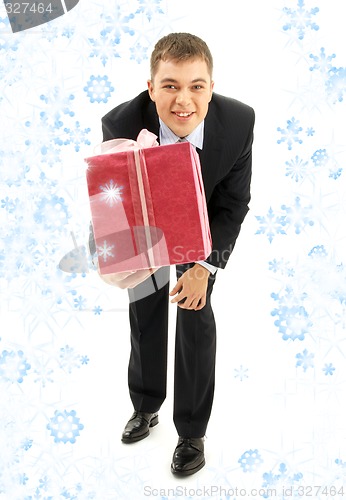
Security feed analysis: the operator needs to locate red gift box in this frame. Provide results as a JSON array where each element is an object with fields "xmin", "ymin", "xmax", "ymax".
[{"xmin": 85, "ymin": 130, "xmax": 211, "ymax": 274}]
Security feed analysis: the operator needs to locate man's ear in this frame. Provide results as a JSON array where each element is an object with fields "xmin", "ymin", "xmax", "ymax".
[
  {"xmin": 147, "ymin": 80, "xmax": 155, "ymax": 101},
  {"xmin": 209, "ymin": 81, "xmax": 215, "ymax": 102}
]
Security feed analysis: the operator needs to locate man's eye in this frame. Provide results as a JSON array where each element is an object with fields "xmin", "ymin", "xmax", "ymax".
[
  {"xmin": 164, "ymin": 85, "xmax": 176, "ymax": 89},
  {"xmin": 194, "ymin": 85, "xmax": 202, "ymax": 90}
]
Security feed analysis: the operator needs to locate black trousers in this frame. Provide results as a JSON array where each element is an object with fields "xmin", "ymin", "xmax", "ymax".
[{"xmin": 127, "ymin": 264, "xmax": 217, "ymax": 438}]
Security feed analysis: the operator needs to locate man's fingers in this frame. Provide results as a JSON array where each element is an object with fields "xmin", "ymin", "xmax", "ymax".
[
  {"xmin": 194, "ymin": 297, "xmax": 206, "ymax": 311},
  {"xmin": 115, "ymin": 270, "xmax": 136, "ymax": 279},
  {"xmin": 169, "ymin": 287, "xmax": 187, "ymax": 304},
  {"xmin": 169, "ymin": 281, "xmax": 182, "ymax": 296},
  {"xmin": 177, "ymin": 295, "xmax": 203, "ymax": 310},
  {"xmin": 98, "ymin": 267, "xmax": 157, "ymax": 289},
  {"xmin": 124, "ymin": 269, "xmax": 155, "ymax": 288}
]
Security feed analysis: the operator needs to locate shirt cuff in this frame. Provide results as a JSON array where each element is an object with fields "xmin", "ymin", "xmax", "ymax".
[{"xmin": 196, "ymin": 260, "xmax": 218, "ymax": 275}]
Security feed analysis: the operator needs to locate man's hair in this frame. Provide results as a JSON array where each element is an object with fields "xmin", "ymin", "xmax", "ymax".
[{"xmin": 150, "ymin": 32, "xmax": 213, "ymax": 79}]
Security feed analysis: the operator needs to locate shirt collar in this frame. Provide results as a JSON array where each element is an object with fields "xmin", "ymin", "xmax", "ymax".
[{"xmin": 159, "ymin": 118, "xmax": 204, "ymax": 150}]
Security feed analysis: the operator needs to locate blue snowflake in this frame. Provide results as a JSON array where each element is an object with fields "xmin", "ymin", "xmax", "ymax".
[
  {"xmin": 296, "ymin": 349, "xmax": 314, "ymax": 372},
  {"xmin": 130, "ymin": 42, "xmax": 149, "ymax": 64},
  {"xmin": 0, "ymin": 37, "xmax": 19, "ymax": 52},
  {"xmin": 0, "ymin": 15, "xmax": 10, "ymax": 28},
  {"xmin": 273, "ymin": 304, "xmax": 311, "ymax": 341},
  {"xmin": 40, "ymin": 86, "xmax": 75, "ymax": 114},
  {"xmin": 136, "ymin": 0, "xmax": 165, "ymax": 21},
  {"xmin": 281, "ymin": 196, "xmax": 314, "ymax": 235},
  {"xmin": 329, "ymin": 166, "xmax": 343, "ymax": 180},
  {"xmin": 40, "ymin": 22, "xmax": 59, "ymax": 42},
  {"xmin": 34, "ymin": 363, "xmax": 54, "ymax": 387},
  {"xmin": 0, "ymin": 230, "xmax": 39, "ymax": 277},
  {"xmin": 285, "ymin": 156, "xmax": 309, "ymax": 182},
  {"xmin": 40, "ymin": 144, "xmax": 62, "ymax": 166},
  {"xmin": 24, "ymin": 478, "xmax": 96, "ymax": 500},
  {"xmin": 269, "ymin": 258, "xmax": 294, "ymax": 277},
  {"xmin": 262, "ymin": 463, "xmax": 303, "ymax": 496},
  {"xmin": 0, "ymin": 349, "xmax": 31, "ymax": 383},
  {"xmin": 19, "ymin": 473, "xmax": 29, "ymax": 485},
  {"xmin": 88, "ymin": 32, "xmax": 120, "ymax": 66},
  {"xmin": 21, "ymin": 438, "xmax": 33, "ymax": 451},
  {"xmin": 0, "ymin": 249, "xmax": 5, "ymax": 273},
  {"xmin": 1, "ymin": 196, "xmax": 19, "ymax": 213},
  {"xmin": 101, "ymin": 7, "xmax": 135, "ymax": 43},
  {"xmin": 80, "ymin": 355, "xmax": 89, "ymax": 365},
  {"xmin": 271, "ymin": 288, "xmax": 312, "ymax": 341},
  {"xmin": 238, "ymin": 449, "xmax": 263, "ymax": 472},
  {"xmin": 326, "ymin": 66, "xmax": 346, "ymax": 103},
  {"xmin": 277, "ymin": 117, "xmax": 303, "ymax": 150},
  {"xmin": 73, "ymin": 295, "xmax": 87, "ymax": 310},
  {"xmin": 269, "ymin": 259, "xmax": 283, "ymax": 274},
  {"xmin": 255, "ymin": 207, "xmax": 287, "ymax": 243},
  {"xmin": 59, "ymin": 345, "xmax": 84, "ymax": 372},
  {"xmin": 0, "ymin": 50, "xmax": 22, "ymax": 91},
  {"xmin": 308, "ymin": 244, "xmax": 327, "ymax": 258},
  {"xmin": 306, "ymin": 127, "xmax": 315, "ymax": 136},
  {"xmin": 335, "ymin": 458, "xmax": 346, "ymax": 469},
  {"xmin": 63, "ymin": 121, "xmax": 91, "ymax": 152},
  {"xmin": 34, "ymin": 194, "xmax": 70, "ymax": 231},
  {"xmin": 25, "ymin": 487, "xmax": 53, "ymax": 500},
  {"xmin": 309, "ymin": 47, "xmax": 336, "ymax": 73},
  {"xmin": 61, "ymin": 24, "xmax": 75, "ymax": 39},
  {"xmin": 60, "ymin": 484, "xmax": 96, "ymax": 499},
  {"xmin": 311, "ymin": 148, "xmax": 328, "ymax": 168},
  {"xmin": 282, "ymin": 0, "xmax": 319, "ymax": 40},
  {"xmin": 39, "ymin": 88, "xmax": 75, "ymax": 121},
  {"xmin": 39, "ymin": 476, "xmax": 50, "ymax": 491},
  {"xmin": 0, "ymin": 150, "xmax": 30, "ymax": 187},
  {"xmin": 47, "ymin": 409, "xmax": 84, "ymax": 444},
  {"xmin": 39, "ymin": 110, "xmax": 63, "ymax": 134},
  {"xmin": 26, "ymin": 110, "xmax": 61, "ymax": 148},
  {"xmin": 332, "ymin": 266, "xmax": 346, "ymax": 305},
  {"xmin": 234, "ymin": 365, "xmax": 249, "ymax": 381},
  {"xmin": 93, "ymin": 305, "xmax": 102, "ymax": 315},
  {"xmin": 24, "ymin": 111, "xmax": 65, "ymax": 164},
  {"xmin": 40, "ymin": 267, "xmax": 81, "ymax": 307},
  {"xmin": 84, "ymin": 75, "xmax": 114, "ymax": 104},
  {"xmin": 323, "ymin": 363, "xmax": 335, "ymax": 376}
]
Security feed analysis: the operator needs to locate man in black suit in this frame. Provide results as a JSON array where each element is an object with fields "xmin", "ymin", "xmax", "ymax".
[{"xmin": 100, "ymin": 33, "xmax": 255, "ymax": 476}]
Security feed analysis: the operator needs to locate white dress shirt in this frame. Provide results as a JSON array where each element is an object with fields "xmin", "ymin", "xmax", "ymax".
[{"xmin": 159, "ymin": 119, "xmax": 217, "ymax": 275}]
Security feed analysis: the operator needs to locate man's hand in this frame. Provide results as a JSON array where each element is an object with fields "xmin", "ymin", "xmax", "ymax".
[
  {"xmin": 169, "ymin": 264, "xmax": 210, "ymax": 311},
  {"xmin": 98, "ymin": 267, "xmax": 158, "ymax": 289}
]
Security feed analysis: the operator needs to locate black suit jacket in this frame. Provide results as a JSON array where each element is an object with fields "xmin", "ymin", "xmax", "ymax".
[{"xmin": 102, "ymin": 91, "xmax": 255, "ymax": 269}]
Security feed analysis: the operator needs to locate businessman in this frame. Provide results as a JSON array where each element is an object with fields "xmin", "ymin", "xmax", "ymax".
[{"xmin": 100, "ymin": 32, "xmax": 255, "ymax": 476}]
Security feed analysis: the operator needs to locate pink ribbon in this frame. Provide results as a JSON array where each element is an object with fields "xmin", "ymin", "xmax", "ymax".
[{"xmin": 93, "ymin": 129, "xmax": 159, "ymax": 155}]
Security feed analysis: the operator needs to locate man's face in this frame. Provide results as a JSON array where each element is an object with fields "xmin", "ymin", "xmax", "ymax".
[{"xmin": 147, "ymin": 58, "xmax": 214, "ymax": 137}]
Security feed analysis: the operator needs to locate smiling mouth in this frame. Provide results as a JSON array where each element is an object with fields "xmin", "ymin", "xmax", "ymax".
[{"xmin": 173, "ymin": 112, "xmax": 193, "ymax": 117}]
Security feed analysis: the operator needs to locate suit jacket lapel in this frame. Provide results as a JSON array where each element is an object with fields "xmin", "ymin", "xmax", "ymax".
[
  {"xmin": 198, "ymin": 107, "xmax": 225, "ymax": 201},
  {"xmin": 143, "ymin": 99, "xmax": 160, "ymax": 141}
]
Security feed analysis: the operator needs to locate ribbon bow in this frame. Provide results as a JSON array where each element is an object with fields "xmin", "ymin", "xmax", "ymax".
[{"xmin": 93, "ymin": 129, "xmax": 159, "ymax": 155}]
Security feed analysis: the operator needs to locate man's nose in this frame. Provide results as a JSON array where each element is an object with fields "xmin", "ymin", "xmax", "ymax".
[{"xmin": 175, "ymin": 90, "xmax": 190, "ymax": 106}]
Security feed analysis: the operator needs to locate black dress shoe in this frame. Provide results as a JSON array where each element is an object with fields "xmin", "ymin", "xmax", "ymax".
[
  {"xmin": 171, "ymin": 437, "xmax": 205, "ymax": 476},
  {"xmin": 121, "ymin": 411, "xmax": 158, "ymax": 443}
]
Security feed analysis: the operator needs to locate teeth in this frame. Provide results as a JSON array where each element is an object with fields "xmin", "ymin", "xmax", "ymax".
[{"xmin": 176, "ymin": 112, "xmax": 191, "ymax": 117}]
